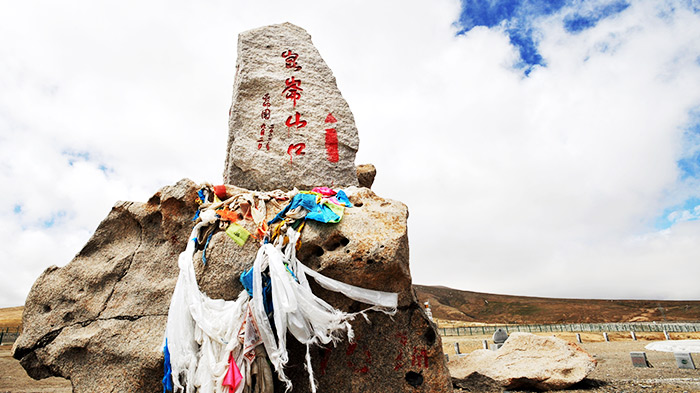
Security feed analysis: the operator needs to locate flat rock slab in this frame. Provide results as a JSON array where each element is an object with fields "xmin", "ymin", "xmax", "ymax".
[
  {"xmin": 449, "ymin": 332, "xmax": 597, "ymax": 391},
  {"xmin": 224, "ymin": 22, "xmax": 360, "ymax": 190},
  {"xmin": 646, "ymin": 340, "xmax": 700, "ymax": 353}
]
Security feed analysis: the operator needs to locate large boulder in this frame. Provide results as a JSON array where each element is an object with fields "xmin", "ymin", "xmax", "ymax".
[
  {"xmin": 14, "ymin": 179, "xmax": 452, "ymax": 392},
  {"xmin": 449, "ymin": 332, "xmax": 596, "ymax": 391},
  {"xmin": 223, "ymin": 22, "xmax": 360, "ymax": 191}
]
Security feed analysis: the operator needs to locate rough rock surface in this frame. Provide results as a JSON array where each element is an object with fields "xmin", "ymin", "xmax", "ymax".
[
  {"xmin": 356, "ymin": 163, "xmax": 376, "ymax": 189},
  {"xmin": 12, "ymin": 180, "xmax": 198, "ymax": 392},
  {"xmin": 14, "ymin": 179, "xmax": 452, "ymax": 392},
  {"xmin": 224, "ymin": 22, "xmax": 360, "ymax": 191},
  {"xmin": 450, "ymin": 332, "xmax": 596, "ymax": 391}
]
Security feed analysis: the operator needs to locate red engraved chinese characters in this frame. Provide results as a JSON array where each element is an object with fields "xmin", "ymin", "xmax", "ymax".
[
  {"xmin": 257, "ymin": 124, "xmax": 267, "ymax": 150},
  {"xmin": 265, "ymin": 124, "xmax": 274, "ymax": 150},
  {"xmin": 280, "ymin": 50, "xmax": 305, "ymax": 164},
  {"xmin": 285, "ymin": 112, "xmax": 307, "ymax": 129},
  {"xmin": 346, "ymin": 341, "xmax": 372, "ymax": 374},
  {"xmin": 393, "ymin": 331, "xmax": 429, "ymax": 371},
  {"xmin": 287, "ymin": 143, "xmax": 306, "ymax": 164},
  {"xmin": 281, "ymin": 50, "xmax": 302, "ymax": 71},
  {"xmin": 257, "ymin": 93, "xmax": 274, "ymax": 150},
  {"xmin": 411, "ymin": 347, "xmax": 429, "ymax": 369},
  {"xmin": 282, "ymin": 77, "xmax": 302, "ymax": 107},
  {"xmin": 261, "ymin": 93, "xmax": 271, "ymax": 119},
  {"xmin": 394, "ymin": 332, "xmax": 408, "ymax": 370},
  {"xmin": 257, "ymin": 123, "xmax": 275, "ymax": 151}
]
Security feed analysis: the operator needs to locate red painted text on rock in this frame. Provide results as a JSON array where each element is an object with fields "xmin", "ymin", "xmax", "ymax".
[
  {"xmin": 285, "ymin": 112, "xmax": 307, "ymax": 129},
  {"xmin": 282, "ymin": 77, "xmax": 303, "ymax": 107},
  {"xmin": 281, "ymin": 50, "xmax": 302, "ymax": 71}
]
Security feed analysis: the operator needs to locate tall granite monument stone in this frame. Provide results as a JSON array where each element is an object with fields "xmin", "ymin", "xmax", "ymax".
[{"xmin": 224, "ymin": 22, "xmax": 360, "ymax": 191}]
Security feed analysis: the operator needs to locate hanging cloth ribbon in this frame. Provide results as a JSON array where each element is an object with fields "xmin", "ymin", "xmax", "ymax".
[
  {"xmin": 164, "ymin": 188, "xmax": 397, "ymax": 393},
  {"xmin": 270, "ymin": 191, "xmax": 350, "ymax": 225}
]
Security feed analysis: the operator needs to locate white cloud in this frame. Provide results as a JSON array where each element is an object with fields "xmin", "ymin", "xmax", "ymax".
[{"xmin": 1, "ymin": 0, "xmax": 700, "ymax": 307}]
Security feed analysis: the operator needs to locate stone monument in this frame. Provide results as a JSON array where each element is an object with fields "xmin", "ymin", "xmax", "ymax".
[
  {"xmin": 224, "ymin": 23, "xmax": 360, "ymax": 191},
  {"xmin": 13, "ymin": 23, "xmax": 452, "ymax": 393}
]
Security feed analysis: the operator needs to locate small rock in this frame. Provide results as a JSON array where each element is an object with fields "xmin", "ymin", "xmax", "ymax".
[
  {"xmin": 449, "ymin": 332, "xmax": 596, "ymax": 391},
  {"xmin": 356, "ymin": 163, "xmax": 376, "ymax": 189}
]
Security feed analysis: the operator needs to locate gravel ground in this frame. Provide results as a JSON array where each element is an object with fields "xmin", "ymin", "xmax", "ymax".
[
  {"xmin": 2, "ymin": 336, "xmax": 700, "ymax": 392},
  {"xmin": 445, "ymin": 332, "xmax": 700, "ymax": 392},
  {"xmin": 563, "ymin": 341, "xmax": 700, "ymax": 393},
  {"xmin": 0, "ymin": 345, "xmax": 71, "ymax": 393}
]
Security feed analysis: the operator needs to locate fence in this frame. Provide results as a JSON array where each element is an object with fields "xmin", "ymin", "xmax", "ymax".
[
  {"xmin": 0, "ymin": 327, "xmax": 21, "ymax": 345},
  {"xmin": 438, "ymin": 322, "xmax": 700, "ymax": 337}
]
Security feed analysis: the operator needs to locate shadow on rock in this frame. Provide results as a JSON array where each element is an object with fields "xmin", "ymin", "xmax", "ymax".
[{"xmin": 453, "ymin": 372, "xmax": 502, "ymax": 392}]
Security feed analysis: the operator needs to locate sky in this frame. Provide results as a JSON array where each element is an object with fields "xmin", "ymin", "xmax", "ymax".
[{"xmin": 1, "ymin": 0, "xmax": 700, "ymax": 307}]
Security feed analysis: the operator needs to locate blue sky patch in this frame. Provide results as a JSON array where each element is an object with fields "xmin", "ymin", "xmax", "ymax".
[
  {"xmin": 655, "ymin": 114, "xmax": 700, "ymax": 229},
  {"xmin": 678, "ymin": 113, "xmax": 700, "ymax": 179},
  {"xmin": 656, "ymin": 197, "xmax": 700, "ymax": 229},
  {"xmin": 563, "ymin": 1, "xmax": 630, "ymax": 34},
  {"xmin": 63, "ymin": 149, "xmax": 113, "ymax": 175},
  {"xmin": 98, "ymin": 164, "xmax": 114, "ymax": 175},
  {"xmin": 13, "ymin": 204, "xmax": 22, "ymax": 214},
  {"xmin": 457, "ymin": 0, "xmax": 630, "ymax": 72},
  {"xmin": 689, "ymin": 0, "xmax": 700, "ymax": 14},
  {"xmin": 678, "ymin": 152, "xmax": 700, "ymax": 180},
  {"xmin": 63, "ymin": 150, "xmax": 91, "ymax": 166},
  {"xmin": 43, "ymin": 210, "xmax": 67, "ymax": 228}
]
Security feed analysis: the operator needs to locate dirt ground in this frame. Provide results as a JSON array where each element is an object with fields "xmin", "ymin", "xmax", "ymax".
[
  {"xmin": 0, "ymin": 345, "xmax": 71, "ymax": 393},
  {"xmin": 2, "ymin": 333, "xmax": 699, "ymax": 392},
  {"xmin": 445, "ymin": 332, "xmax": 700, "ymax": 392}
]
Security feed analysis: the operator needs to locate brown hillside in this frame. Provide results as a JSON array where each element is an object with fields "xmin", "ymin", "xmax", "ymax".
[
  {"xmin": 4, "ymin": 285, "xmax": 700, "ymax": 329},
  {"xmin": 414, "ymin": 285, "xmax": 700, "ymax": 324},
  {"xmin": 0, "ymin": 306, "xmax": 23, "ymax": 328}
]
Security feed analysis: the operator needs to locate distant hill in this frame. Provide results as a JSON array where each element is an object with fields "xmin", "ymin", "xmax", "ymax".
[
  {"xmin": 0, "ymin": 306, "xmax": 23, "ymax": 328},
  {"xmin": 3, "ymin": 287, "xmax": 699, "ymax": 328},
  {"xmin": 414, "ymin": 285, "xmax": 700, "ymax": 324}
]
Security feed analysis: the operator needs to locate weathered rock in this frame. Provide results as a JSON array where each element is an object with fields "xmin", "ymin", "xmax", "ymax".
[
  {"xmin": 224, "ymin": 22, "xmax": 360, "ymax": 191},
  {"xmin": 13, "ymin": 179, "xmax": 199, "ymax": 392},
  {"xmin": 356, "ymin": 163, "xmax": 377, "ymax": 189},
  {"xmin": 14, "ymin": 179, "xmax": 452, "ymax": 392},
  {"xmin": 449, "ymin": 332, "xmax": 596, "ymax": 391}
]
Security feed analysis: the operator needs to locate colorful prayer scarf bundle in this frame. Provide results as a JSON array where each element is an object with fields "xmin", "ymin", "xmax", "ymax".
[{"xmin": 163, "ymin": 186, "xmax": 398, "ymax": 393}]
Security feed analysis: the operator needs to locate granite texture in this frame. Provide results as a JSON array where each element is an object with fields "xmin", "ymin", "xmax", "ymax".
[{"xmin": 223, "ymin": 23, "xmax": 360, "ymax": 191}]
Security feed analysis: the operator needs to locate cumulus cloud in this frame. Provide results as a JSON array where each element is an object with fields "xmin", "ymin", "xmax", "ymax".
[{"xmin": 1, "ymin": 0, "xmax": 699, "ymax": 307}]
